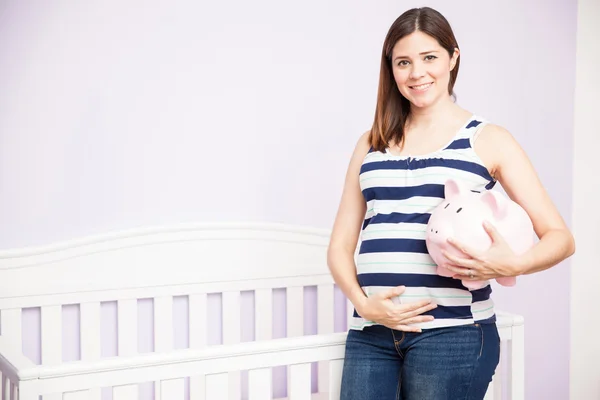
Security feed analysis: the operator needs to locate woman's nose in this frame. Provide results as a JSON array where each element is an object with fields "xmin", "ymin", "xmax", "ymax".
[{"xmin": 409, "ymin": 63, "xmax": 426, "ymax": 80}]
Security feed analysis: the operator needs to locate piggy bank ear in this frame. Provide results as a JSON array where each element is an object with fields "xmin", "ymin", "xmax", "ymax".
[
  {"xmin": 444, "ymin": 179, "xmax": 463, "ymax": 200},
  {"xmin": 480, "ymin": 190, "xmax": 509, "ymax": 219}
]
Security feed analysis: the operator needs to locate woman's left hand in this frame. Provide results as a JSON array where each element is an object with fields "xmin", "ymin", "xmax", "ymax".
[{"xmin": 442, "ymin": 221, "xmax": 522, "ymax": 281}]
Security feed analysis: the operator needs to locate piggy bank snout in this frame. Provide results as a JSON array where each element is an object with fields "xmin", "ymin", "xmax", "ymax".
[{"xmin": 426, "ymin": 224, "xmax": 453, "ymax": 244}]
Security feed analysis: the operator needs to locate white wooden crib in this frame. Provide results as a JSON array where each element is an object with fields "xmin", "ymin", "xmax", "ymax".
[{"xmin": 0, "ymin": 223, "xmax": 524, "ymax": 400}]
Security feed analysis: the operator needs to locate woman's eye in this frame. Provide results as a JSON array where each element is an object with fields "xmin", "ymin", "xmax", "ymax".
[{"xmin": 397, "ymin": 56, "xmax": 436, "ymax": 66}]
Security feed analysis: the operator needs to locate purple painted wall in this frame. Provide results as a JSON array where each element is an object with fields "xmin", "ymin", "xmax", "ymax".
[{"xmin": 0, "ymin": 1, "xmax": 576, "ymax": 398}]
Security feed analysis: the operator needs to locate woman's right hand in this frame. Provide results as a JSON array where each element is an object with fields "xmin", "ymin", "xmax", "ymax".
[{"xmin": 355, "ymin": 286, "xmax": 437, "ymax": 332}]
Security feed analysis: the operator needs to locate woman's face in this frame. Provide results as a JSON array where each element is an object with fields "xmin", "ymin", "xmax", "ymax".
[{"xmin": 391, "ymin": 30, "xmax": 459, "ymax": 109}]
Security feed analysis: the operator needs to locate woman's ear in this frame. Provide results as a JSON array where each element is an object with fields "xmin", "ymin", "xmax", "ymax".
[{"xmin": 450, "ymin": 48, "xmax": 459, "ymax": 71}]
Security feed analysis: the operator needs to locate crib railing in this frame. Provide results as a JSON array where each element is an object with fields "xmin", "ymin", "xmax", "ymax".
[
  {"xmin": 1, "ymin": 332, "xmax": 346, "ymax": 400},
  {"xmin": 1, "ymin": 312, "xmax": 524, "ymax": 400}
]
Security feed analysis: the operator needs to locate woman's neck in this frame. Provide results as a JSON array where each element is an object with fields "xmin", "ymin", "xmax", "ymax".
[{"xmin": 407, "ymin": 97, "xmax": 461, "ymax": 130}]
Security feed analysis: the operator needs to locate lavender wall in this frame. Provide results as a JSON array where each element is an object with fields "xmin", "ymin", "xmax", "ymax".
[{"xmin": 0, "ymin": 1, "xmax": 576, "ymax": 398}]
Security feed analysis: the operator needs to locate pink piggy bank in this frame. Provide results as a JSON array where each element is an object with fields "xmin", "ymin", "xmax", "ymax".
[{"xmin": 425, "ymin": 179, "xmax": 535, "ymax": 290}]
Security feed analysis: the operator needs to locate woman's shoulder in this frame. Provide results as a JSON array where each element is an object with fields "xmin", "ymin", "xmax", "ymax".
[
  {"xmin": 476, "ymin": 122, "xmax": 516, "ymax": 146},
  {"xmin": 473, "ymin": 121, "xmax": 523, "ymax": 178},
  {"xmin": 344, "ymin": 129, "xmax": 373, "ymax": 168},
  {"xmin": 355, "ymin": 129, "xmax": 373, "ymax": 153}
]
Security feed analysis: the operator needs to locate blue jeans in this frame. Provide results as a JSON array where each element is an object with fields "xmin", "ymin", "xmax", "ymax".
[{"xmin": 340, "ymin": 323, "xmax": 500, "ymax": 400}]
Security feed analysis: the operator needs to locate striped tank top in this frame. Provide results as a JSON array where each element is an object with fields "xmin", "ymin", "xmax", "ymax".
[{"xmin": 351, "ymin": 114, "xmax": 497, "ymax": 330}]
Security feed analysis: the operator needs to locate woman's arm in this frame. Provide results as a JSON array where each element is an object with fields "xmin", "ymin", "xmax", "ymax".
[
  {"xmin": 327, "ymin": 131, "xmax": 371, "ymax": 308},
  {"xmin": 478, "ymin": 124, "xmax": 576, "ymax": 275}
]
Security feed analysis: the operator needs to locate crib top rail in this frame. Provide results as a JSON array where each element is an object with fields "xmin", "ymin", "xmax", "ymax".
[
  {"xmin": 7, "ymin": 331, "xmax": 348, "ymax": 395},
  {"xmin": 0, "ymin": 222, "xmax": 332, "ymax": 308}
]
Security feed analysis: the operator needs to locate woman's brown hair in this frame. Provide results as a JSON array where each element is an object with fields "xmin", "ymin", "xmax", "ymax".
[{"xmin": 369, "ymin": 7, "xmax": 460, "ymax": 152}]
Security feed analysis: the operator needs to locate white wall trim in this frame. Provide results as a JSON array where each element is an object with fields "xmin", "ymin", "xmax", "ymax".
[{"xmin": 570, "ymin": 0, "xmax": 600, "ymax": 397}]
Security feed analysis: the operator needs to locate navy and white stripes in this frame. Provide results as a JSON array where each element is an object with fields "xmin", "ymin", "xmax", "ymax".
[{"xmin": 351, "ymin": 115, "xmax": 497, "ymax": 330}]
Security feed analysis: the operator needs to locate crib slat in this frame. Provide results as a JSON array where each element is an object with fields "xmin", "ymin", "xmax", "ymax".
[
  {"xmin": 10, "ymin": 383, "xmax": 19, "ymax": 400},
  {"xmin": 254, "ymin": 289, "xmax": 272, "ymax": 341},
  {"xmin": 493, "ymin": 378, "xmax": 501, "ymax": 399},
  {"xmin": 227, "ymin": 365, "xmax": 242, "ymax": 398},
  {"xmin": 248, "ymin": 368, "xmax": 271, "ymax": 400},
  {"xmin": 328, "ymin": 359, "xmax": 344, "ymax": 400},
  {"xmin": 41, "ymin": 305, "xmax": 62, "ymax": 365},
  {"xmin": 1, "ymin": 309, "xmax": 22, "ymax": 355},
  {"xmin": 10, "ymin": 383, "xmax": 17, "ymax": 400},
  {"xmin": 62, "ymin": 389, "xmax": 91, "ymax": 400},
  {"xmin": 154, "ymin": 296, "xmax": 173, "ymax": 353},
  {"xmin": 189, "ymin": 375, "xmax": 206, "ymax": 400},
  {"xmin": 286, "ymin": 287, "xmax": 304, "ymax": 337},
  {"xmin": 3, "ymin": 374, "xmax": 10, "ymax": 400},
  {"xmin": 113, "ymin": 384, "xmax": 138, "ymax": 400},
  {"xmin": 4, "ymin": 375, "xmax": 9, "ymax": 400},
  {"xmin": 288, "ymin": 363, "xmax": 311, "ymax": 399},
  {"xmin": 78, "ymin": 303, "xmax": 102, "ymax": 400},
  {"xmin": 206, "ymin": 373, "xmax": 228, "ymax": 400},
  {"xmin": 511, "ymin": 324, "xmax": 525, "ymax": 399},
  {"xmin": 159, "ymin": 378, "xmax": 185, "ymax": 399},
  {"xmin": 41, "ymin": 306, "xmax": 62, "ymax": 400},
  {"xmin": 189, "ymin": 293, "xmax": 207, "ymax": 400},
  {"xmin": 317, "ymin": 284, "xmax": 334, "ymax": 393},
  {"xmin": 493, "ymin": 350, "xmax": 503, "ymax": 400},
  {"xmin": 286, "ymin": 287, "xmax": 305, "ymax": 399},
  {"xmin": 154, "ymin": 296, "xmax": 174, "ymax": 400},
  {"xmin": 222, "ymin": 291, "xmax": 241, "ymax": 400},
  {"xmin": 189, "ymin": 293, "xmax": 207, "ymax": 349},
  {"xmin": 117, "ymin": 299, "xmax": 137, "ymax": 356},
  {"xmin": 80, "ymin": 302, "xmax": 101, "ymax": 361}
]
